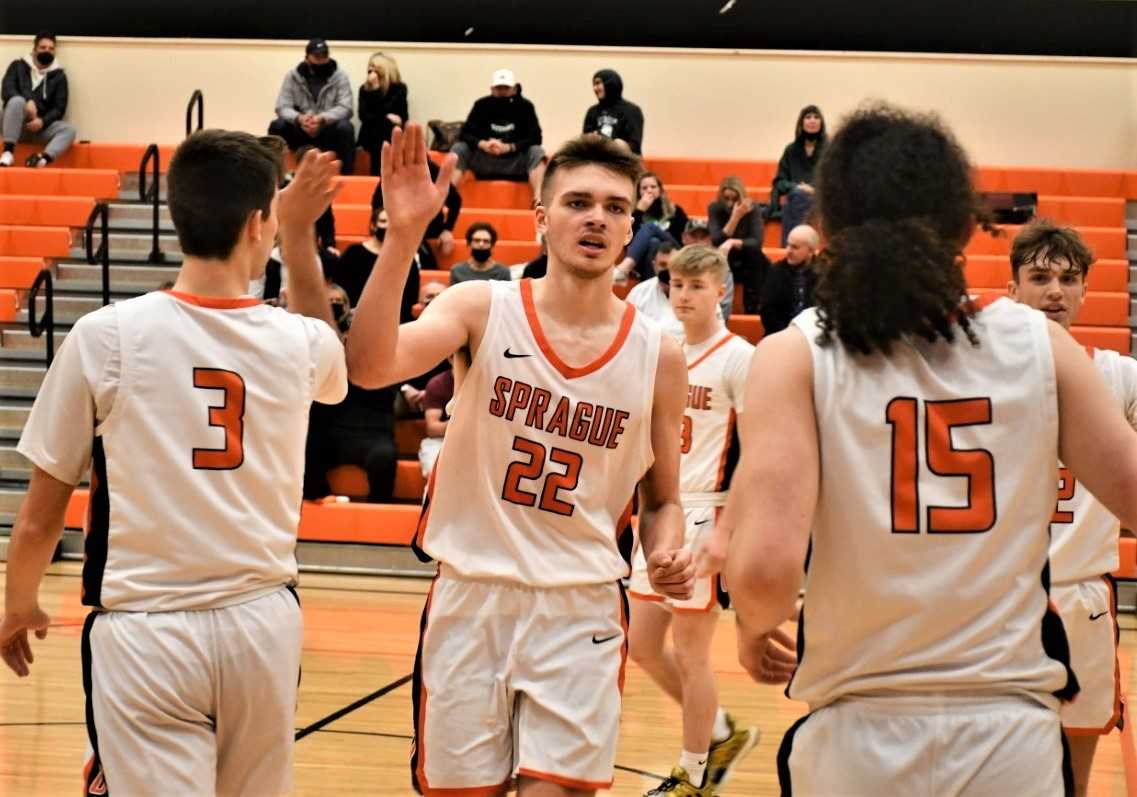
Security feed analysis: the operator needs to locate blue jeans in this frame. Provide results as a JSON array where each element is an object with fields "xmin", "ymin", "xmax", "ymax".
[
  {"xmin": 781, "ymin": 187, "xmax": 815, "ymax": 245},
  {"xmin": 627, "ymin": 224, "xmax": 677, "ymax": 281}
]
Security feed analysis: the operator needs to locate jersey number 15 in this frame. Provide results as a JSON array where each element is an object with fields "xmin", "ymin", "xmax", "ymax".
[{"xmin": 886, "ymin": 397, "xmax": 996, "ymax": 534}]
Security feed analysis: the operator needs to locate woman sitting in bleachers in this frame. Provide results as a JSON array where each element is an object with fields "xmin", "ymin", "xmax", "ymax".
[{"xmin": 614, "ymin": 171, "xmax": 689, "ymax": 282}]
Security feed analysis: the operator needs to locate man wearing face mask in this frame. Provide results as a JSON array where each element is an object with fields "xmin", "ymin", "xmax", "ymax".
[
  {"xmin": 1, "ymin": 32, "xmax": 76, "ymax": 168},
  {"xmin": 449, "ymin": 222, "xmax": 511, "ymax": 284},
  {"xmin": 582, "ymin": 69, "xmax": 644, "ymax": 155},
  {"xmin": 268, "ymin": 38, "xmax": 355, "ymax": 174}
]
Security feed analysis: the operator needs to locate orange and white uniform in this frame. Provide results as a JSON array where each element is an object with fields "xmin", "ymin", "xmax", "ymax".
[
  {"xmin": 410, "ymin": 279, "xmax": 662, "ymax": 795},
  {"xmin": 1050, "ymin": 347, "xmax": 1137, "ymax": 734},
  {"xmin": 628, "ymin": 329, "xmax": 752, "ymax": 611},
  {"xmin": 18, "ymin": 291, "xmax": 346, "ymax": 797},
  {"xmin": 777, "ymin": 299, "xmax": 1077, "ymax": 797}
]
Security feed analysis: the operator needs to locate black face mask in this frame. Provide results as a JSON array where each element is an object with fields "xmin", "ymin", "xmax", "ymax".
[
  {"xmin": 311, "ymin": 61, "xmax": 335, "ymax": 78},
  {"xmin": 471, "ymin": 247, "xmax": 492, "ymax": 264},
  {"xmin": 35, "ymin": 51, "xmax": 54, "ymax": 67},
  {"xmin": 802, "ymin": 130, "xmax": 822, "ymax": 143},
  {"xmin": 373, "ymin": 227, "xmax": 387, "ymax": 242}
]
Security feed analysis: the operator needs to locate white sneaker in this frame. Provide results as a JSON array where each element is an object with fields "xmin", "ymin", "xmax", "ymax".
[{"xmin": 0, "ymin": 151, "xmax": 13, "ymax": 167}]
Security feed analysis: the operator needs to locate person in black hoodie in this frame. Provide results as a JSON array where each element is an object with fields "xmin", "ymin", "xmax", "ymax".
[
  {"xmin": 1, "ymin": 32, "xmax": 76, "ymax": 168},
  {"xmin": 772, "ymin": 104, "xmax": 826, "ymax": 244},
  {"xmin": 582, "ymin": 69, "xmax": 644, "ymax": 154},
  {"xmin": 356, "ymin": 52, "xmax": 408, "ymax": 177},
  {"xmin": 449, "ymin": 68, "xmax": 545, "ymax": 204}
]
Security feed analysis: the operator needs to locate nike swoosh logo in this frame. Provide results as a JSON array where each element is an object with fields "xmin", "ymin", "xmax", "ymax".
[
  {"xmin": 592, "ymin": 634, "xmax": 620, "ymax": 644},
  {"xmin": 504, "ymin": 348, "xmax": 533, "ymax": 359},
  {"xmin": 694, "ymin": 519, "xmax": 711, "ymax": 526},
  {"xmin": 1090, "ymin": 611, "xmax": 1109, "ymax": 621}
]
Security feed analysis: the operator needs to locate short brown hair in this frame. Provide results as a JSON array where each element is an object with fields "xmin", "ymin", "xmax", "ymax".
[
  {"xmin": 668, "ymin": 244, "xmax": 729, "ymax": 284},
  {"xmin": 1010, "ymin": 219, "xmax": 1094, "ymax": 282},
  {"xmin": 540, "ymin": 134, "xmax": 641, "ymax": 204},
  {"xmin": 168, "ymin": 130, "xmax": 284, "ymax": 260}
]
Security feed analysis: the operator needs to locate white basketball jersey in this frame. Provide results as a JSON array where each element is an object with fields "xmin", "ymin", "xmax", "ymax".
[
  {"xmin": 787, "ymin": 299, "xmax": 1074, "ymax": 709},
  {"xmin": 681, "ymin": 331, "xmax": 752, "ymax": 499},
  {"xmin": 1050, "ymin": 347, "xmax": 1137, "ymax": 584},
  {"xmin": 415, "ymin": 279, "xmax": 661, "ymax": 587},
  {"xmin": 18, "ymin": 291, "xmax": 347, "ymax": 612}
]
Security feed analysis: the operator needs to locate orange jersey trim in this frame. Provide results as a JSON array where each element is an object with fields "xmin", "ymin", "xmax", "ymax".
[
  {"xmin": 165, "ymin": 290, "xmax": 262, "ymax": 309},
  {"xmin": 686, "ymin": 332, "xmax": 736, "ymax": 371},
  {"xmin": 418, "ymin": 784, "xmax": 510, "ymax": 796},
  {"xmin": 518, "ymin": 769, "xmax": 613, "ymax": 791},
  {"xmin": 519, "ymin": 278, "xmax": 636, "ymax": 380}
]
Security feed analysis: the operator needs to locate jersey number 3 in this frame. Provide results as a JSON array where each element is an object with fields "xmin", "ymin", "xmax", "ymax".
[
  {"xmin": 886, "ymin": 397, "xmax": 996, "ymax": 534},
  {"xmin": 192, "ymin": 368, "xmax": 246, "ymax": 470}
]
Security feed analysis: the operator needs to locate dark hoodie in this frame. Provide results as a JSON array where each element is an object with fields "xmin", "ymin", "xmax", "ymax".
[
  {"xmin": 582, "ymin": 70, "xmax": 644, "ymax": 154},
  {"xmin": 459, "ymin": 87, "xmax": 542, "ymax": 151},
  {"xmin": 2, "ymin": 56, "xmax": 68, "ymax": 127}
]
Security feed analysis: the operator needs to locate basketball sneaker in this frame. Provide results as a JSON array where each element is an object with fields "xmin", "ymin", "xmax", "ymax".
[
  {"xmin": 644, "ymin": 767, "xmax": 714, "ymax": 796},
  {"xmin": 705, "ymin": 714, "xmax": 759, "ymax": 792}
]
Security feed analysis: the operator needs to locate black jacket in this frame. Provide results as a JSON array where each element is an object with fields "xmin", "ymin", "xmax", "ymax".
[
  {"xmin": 582, "ymin": 70, "xmax": 644, "ymax": 154},
  {"xmin": 759, "ymin": 259, "xmax": 818, "ymax": 335},
  {"xmin": 357, "ymin": 82, "xmax": 408, "ymax": 147},
  {"xmin": 708, "ymin": 201, "xmax": 763, "ymax": 249},
  {"xmin": 772, "ymin": 138, "xmax": 824, "ymax": 210},
  {"xmin": 460, "ymin": 89, "xmax": 542, "ymax": 151},
  {"xmin": 371, "ymin": 159, "xmax": 461, "ymax": 240},
  {"xmin": 2, "ymin": 58, "xmax": 68, "ymax": 127},
  {"xmin": 633, "ymin": 201, "xmax": 687, "ymax": 243}
]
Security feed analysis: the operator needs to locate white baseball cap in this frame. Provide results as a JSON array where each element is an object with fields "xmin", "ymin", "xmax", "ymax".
[{"xmin": 491, "ymin": 68, "xmax": 517, "ymax": 87}]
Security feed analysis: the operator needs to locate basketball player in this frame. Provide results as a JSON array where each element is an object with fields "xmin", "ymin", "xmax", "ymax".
[
  {"xmin": 1006, "ymin": 219, "xmax": 1137, "ymax": 797},
  {"xmin": 347, "ymin": 126, "xmax": 694, "ymax": 796},
  {"xmin": 721, "ymin": 104, "xmax": 1137, "ymax": 795},
  {"xmin": 626, "ymin": 244, "xmax": 757, "ymax": 796},
  {"xmin": 0, "ymin": 132, "xmax": 348, "ymax": 795}
]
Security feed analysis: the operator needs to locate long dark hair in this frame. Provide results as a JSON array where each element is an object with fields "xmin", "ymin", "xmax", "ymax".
[
  {"xmin": 812, "ymin": 104, "xmax": 990, "ymax": 355},
  {"xmin": 794, "ymin": 104, "xmax": 827, "ymax": 143}
]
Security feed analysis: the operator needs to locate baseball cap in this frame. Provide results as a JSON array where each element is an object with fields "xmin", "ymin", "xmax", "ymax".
[
  {"xmin": 684, "ymin": 218, "xmax": 709, "ymax": 234},
  {"xmin": 491, "ymin": 68, "xmax": 517, "ymax": 87},
  {"xmin": 306, "ymin": 38, "xmax": 329, "ymax": 56}
]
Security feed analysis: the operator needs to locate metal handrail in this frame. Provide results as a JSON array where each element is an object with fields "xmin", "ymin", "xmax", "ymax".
[
  {"xmin": 138, "ymin": 144, "xmax": 165, "ymax": 263},
  {"xmin": 185, "ymin": 90, "xmax": 204, "ymax": 138},
  {"xmin": 84, "ymin": 202, "xmax": 111, "ymax": 306},
  {"xmin": 27, "ymin": 269, "xmax": 54, "ymax": 368}
]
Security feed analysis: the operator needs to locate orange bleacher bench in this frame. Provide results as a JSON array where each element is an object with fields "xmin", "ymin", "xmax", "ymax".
[
  {"xmin": 0, "ymin": 256, "xmax": 47, "ymax": 289},
  {"xmin": 0, "ymin": 226, "xmax": 72, "ymax": 258},
  {"xmin": 0, "ymin": 195, "xmax": 95, "ymax": 227},
  {"xmin": 965, "ymin": 256, "xmax": 1129, "ymax": 293},
  {"xmin": 0, "ymin": 168, "xmax": 120, "ymax": 200},
  {"xmin": 727, "ymin": 314, "xmax": 764, "ymax": 345},
  {"xmin": 1036, "ymin": 196, "xmax": 1125, "ymax": 228},
  {"xmin": 327, "ymin": 461, "xmax": 427, "ymax": 501},
  {"xmin": 0, "ymin": 289, "xmax": 19, "ymax": 322},
  {"xmin": 967, "ymin": 226, "xmax": 1126, "ymax": 259},
  {"xmin": 13, "ymin": 142, "xmax": 176, "ymax": 174}
]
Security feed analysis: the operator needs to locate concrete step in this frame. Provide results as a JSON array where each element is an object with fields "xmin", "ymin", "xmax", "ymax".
[
  {"xmin": 56, "ymin": 262, "xmax": 180, "ymax": 293},
  {"xmin": 120, "ymin": 173, "xmax": 168, "ymax": 201},
  {"xmin": 0, "ymin": 329, "xmax": 62, "ymax": 362},
  {"xmin": 0, "ymin": 367, "xmax": 41, "ymax": 399},
  {"xmin": 0, "ymin": 488, "xmax": 24, "ymax": 521},
  {"xmin": 0, "ymin": 404, "xmax": 31, "ymax": 438},
  {"xmin": 17, "ymin": 295, "xmax": 106, "ymax": 326},
  {"xmin": 70, "ymin": 231, "xmax": 183, "ymax": 263},
  {"xmin": 0, "ymin": 447, "xmax": 30, "ymax": 480},
  {"xmin": 106, "ymin": 201, "xmax": 174, "ymax": 232}
]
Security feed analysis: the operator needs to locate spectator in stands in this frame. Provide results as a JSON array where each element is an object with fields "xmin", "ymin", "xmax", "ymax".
[
  {"xmin": 772, "ymin": 104, "xmax": 826, "ymax": 244},
  {"xmin": 372, "ymin": 160, "xmax": 462, "ymax": 257},
  {"xmin": 1, "ymin": 32, "xmax": 75, "ymax": 168},
  {"xmin": 521, "ymin": 234, "xmax": 549, "ymax": 279},
  {"xmin": 759, "ymin": 224, "xmax": 820, "ymax": 335},
  {"xmin": 420, "ymin": 280, "xmax": 446, "ymax": 308},
  {"xmin": 419, "ymin": 365, "xmax": 455, "ymax": 478},
  {"xmin": 450, "ymin": 69, "xmax": 546, "ymax": 204},
  {"xmin": 450, "ymin": 222, "xmax": 511, "ymax": 283},
  {"xmin": 333, "ymin": 207, "xmax": 419, "ymax": 321},
  {"xmin": 356, "ymin": 52, "xmax": 408, "ymax": 177},
  {"xmin": 615, "ymin": 171, "xmax": 689, "ymax": 281},
  {"xmin": 582, "ymin": 69, "xmax": 644, "ymax": 154},
  {"xmin": 709, "ymin": 175, "xmax": 768, "ymax": 313},
  {"xmin": 268, "ymin": 38, "xmax": 355, "ymax": 174},
  {"xmin": 682, "ymin": 218, "xmax": 712, "ymax": 247},
  {"xmin": 626, "ymin": 242, "xmax": 684, "ymax": 339}
]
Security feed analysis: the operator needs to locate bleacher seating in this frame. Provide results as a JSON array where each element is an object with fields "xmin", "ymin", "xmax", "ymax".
[{"xmin": 3, "ymin": 144, "xmax": 1136, "ymax": 556}]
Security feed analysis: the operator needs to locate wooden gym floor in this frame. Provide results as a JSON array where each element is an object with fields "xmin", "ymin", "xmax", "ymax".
[{"xmin": 1, "ymin": 563, "xmax": 1135, "ymax": 796}]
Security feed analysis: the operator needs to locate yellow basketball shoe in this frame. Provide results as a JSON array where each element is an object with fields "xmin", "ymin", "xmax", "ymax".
[
  {"xmin": 705, "ymin": 714, "xmax": 759, "ymax": 793},
  {"xmin": 644, "ymin": 767, "xmax": 714, "ymax": 796}
]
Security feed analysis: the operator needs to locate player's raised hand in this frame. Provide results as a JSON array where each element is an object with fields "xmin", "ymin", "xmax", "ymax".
[
  {"xmin": 278, "ymin": 148, "xmax": 342, "ymax": 231},
  {"xmin": 380, "ymin": 123, "xmax": 456, "ymax": 239},
  {"xmin": 0, "ymin": 605, "xmax": 50, "ymax": 678},
  {"xmin": 647, "ymin": 547, "xmax": 695, "ymax": 601}
]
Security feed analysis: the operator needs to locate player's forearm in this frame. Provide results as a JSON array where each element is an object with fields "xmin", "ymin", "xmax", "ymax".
[
  {"xmin": 279, "ymin": 227, "xmax": 336, "ymax": 330},
  {"xmin": 4, "ymin": 515, "xmax": 64, "ymax": 615},
  {"xmin": 728, "ymin": 554, "xmax": 801, "ymax": 637},
  {"xmin": 345, "ymin": 230, "xmax": 419, "ymax": 388},
  {"xmin": 638, "ymin": 498, "xmax": 685, "ymax": 559}
]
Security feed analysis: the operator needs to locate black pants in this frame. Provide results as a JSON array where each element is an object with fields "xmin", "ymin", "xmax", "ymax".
[
  {"xmin": 303, "ymin": 423, "xmax": 398, "ymax": 502},
  {"xmin": 730, "ymin": 241, "xmax": 770, "ymax": 315},
  {"xmin": 268, "ymin": 118, "xmax": 355, "ymax": 175}
]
